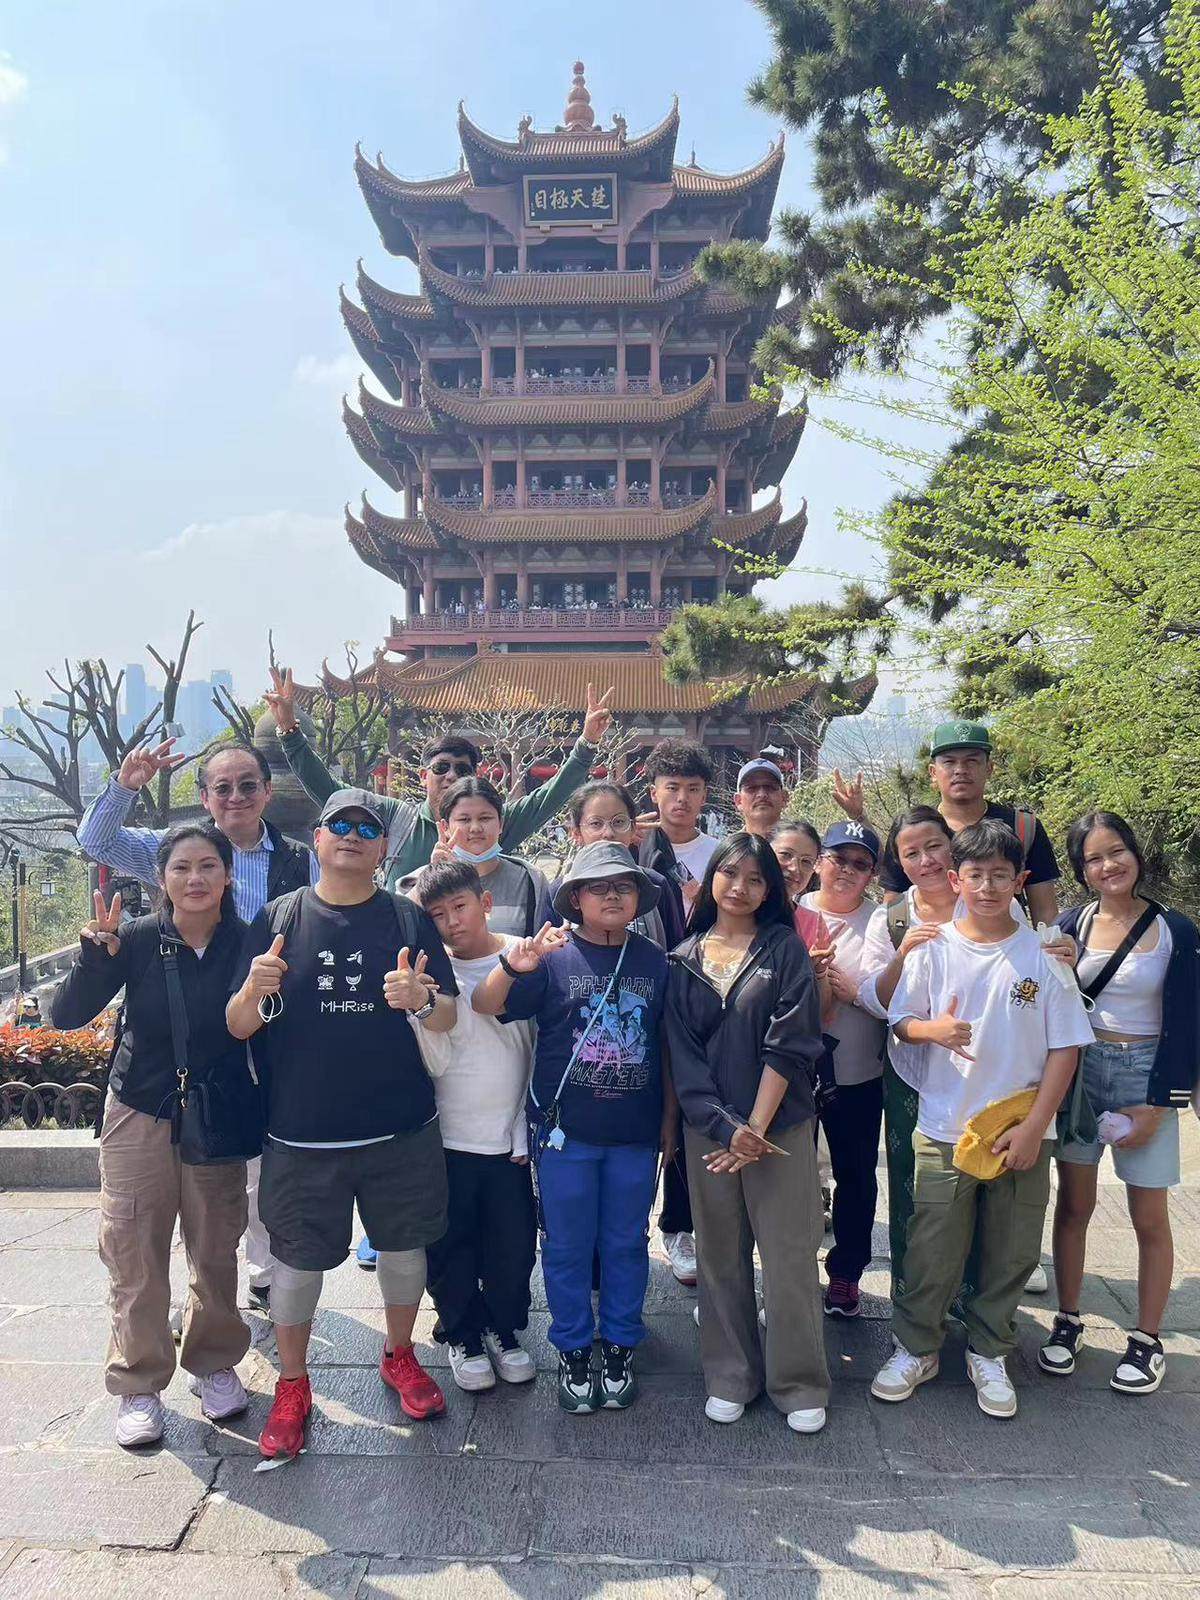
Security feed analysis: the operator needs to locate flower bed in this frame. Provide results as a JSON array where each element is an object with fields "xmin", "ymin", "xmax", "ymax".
[{"xmin": 0, "ymin": 1021, "xmax": 113, "ymax": 1129}]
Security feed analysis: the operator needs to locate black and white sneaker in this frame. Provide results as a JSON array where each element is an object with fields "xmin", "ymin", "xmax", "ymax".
[
  {"xmin": 557, "ymin": 1347, "xmax": 599, "ymax": 1414},
  {"xmin": 1111, "ymin": 1331, "xmax": 1165, "ymax": 1395},
  {"xmin": 599, "ymin": 1339, "xmax": 637, "ymax": 1409},
  {"xmin": 1038, "ymin": 1313, "xmax": 1084, "ymax": 1375},
  {"xmin": 248, "ymin": 1283, "xmax": 271, "ymax": 1314}
]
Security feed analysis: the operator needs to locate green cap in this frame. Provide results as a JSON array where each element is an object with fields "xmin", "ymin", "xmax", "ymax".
[{"xmin": 929, "ymin": 719, "xmax": 992, "ymax": 758}]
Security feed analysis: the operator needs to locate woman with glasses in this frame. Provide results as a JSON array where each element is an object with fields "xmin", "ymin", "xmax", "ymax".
[
  {"xmin": 50, "ymin": 824, "xmax": 255, "ymax": 1449},
  {"xmin": 799, "ymin": 823, "xmax": 887, "ymax": 1320},
  {"xmin": 564, "ymin": 781, "xmax": 686, "ymax": 950}
]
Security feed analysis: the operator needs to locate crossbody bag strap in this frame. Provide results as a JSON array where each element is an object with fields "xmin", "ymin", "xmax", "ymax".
[
  {"xmin": 160, "ymin": 940, "xmax": 192, "ymax": 1131},
  {"xmin": 530, "ymin": 936, "xmax": 629, "ymax": 1116},
  {"xmin": 1079, "ymin": 903, "xmax": 1159, "ymax": 1002}
]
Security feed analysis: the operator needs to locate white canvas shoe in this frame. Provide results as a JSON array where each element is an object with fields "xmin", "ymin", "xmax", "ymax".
[
  {"xmin": 966, "ymin": 1350, "xmax": 1017, "ymax": 1418},
  {"xmin": 871, "ymin": 1342, "xmax": 939, "ymax": 1403},
  {"xmin": 662, "ymin": 1231, "xmax": 698, "ymax": 1285},
  {"xmin": 448, "ymin": 1338, "xmax": 496, "ymax": 1391},
  {"xmin": 188, "ymin": 1367, "xmax": 248, "ymax": 1421},
  {"xmin": 1025, "ymin": 1262, "xmax": 1049, "ymax": 1294},
  {"xmin": 787, "ymin": 1407, "xmax": 827, "ymax": 1434},
  {"xmin": 704, "ymin": 1396, "xmax": 745, "ymax": 1423},
  {"xmin": 484, "ymin": 1330, "xmax": 536, "ymax": 1384},
  {"xmin": 115, "ymin": 1393, "xmax": 165, "ymax": 1448}
]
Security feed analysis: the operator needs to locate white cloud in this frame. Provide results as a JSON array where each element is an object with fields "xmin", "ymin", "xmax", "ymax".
[
  {"xmin": 0, "ymin": 54, "xmax": 28, "ymax": 109},
  {"xmin": 292, "ymin": 353, "xmax": 361, "ymax": 389}
]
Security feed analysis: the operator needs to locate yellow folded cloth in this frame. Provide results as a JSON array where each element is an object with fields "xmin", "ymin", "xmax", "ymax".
[{"xmin": 953, "ymin": 1089, "xmax": 1040, "ymax": 1181}]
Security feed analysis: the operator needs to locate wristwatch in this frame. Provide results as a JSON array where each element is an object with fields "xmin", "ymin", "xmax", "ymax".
[{"xmin": 409, "ymin": 996, "xmax": 437, "ymax": 1021}]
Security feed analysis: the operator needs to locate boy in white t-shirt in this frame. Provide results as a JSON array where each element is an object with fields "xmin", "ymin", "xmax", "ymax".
[
  {"xmin": 415, "ymin": 862, "xmax": 538, "ymax": 1394},
  {"xmin": 874, "ymin": 820, "xmax": 1093, "ymax": 1419}
]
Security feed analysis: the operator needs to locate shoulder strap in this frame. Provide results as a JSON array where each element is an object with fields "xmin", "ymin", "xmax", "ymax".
[
  {"xmin": 1079, "ymin": 903, "xmax": 1159, "ymax": 1002},
  {"xmin": 264, "ymin": 886, "xmax": 307, "ymax": 941},
  {"xmin": 522, "ymin": 861, "xmax": 537, "ymax": 937},
  {"xmin": 1013, "ymin": 806, "xmax": 1037, "ymax": 864},
  {"xmin": 886, "ymin": 897, "xmax": 912, "ymax": 951}
]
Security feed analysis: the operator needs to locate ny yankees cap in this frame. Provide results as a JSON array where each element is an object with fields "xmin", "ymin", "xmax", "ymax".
[
  {"xmin": 317, "ymin": 787, "xmax": 388, "ymax": 830},
  {"xmin": 821, "ymin": 819, "xmax": 881, "ymax": 861},
  {"xmin": 929, "ymin": 719, "xmax": 992, "ymax": 757}
]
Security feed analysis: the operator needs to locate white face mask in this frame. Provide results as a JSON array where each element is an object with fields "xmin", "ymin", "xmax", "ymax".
[{"xmin": 452, "ymin": 842, "xmax": 502, "ymax": 866}]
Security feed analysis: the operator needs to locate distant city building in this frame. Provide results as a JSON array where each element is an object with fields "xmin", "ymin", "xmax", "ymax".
[{"xmin": 122, "ymin": 663, "xmax": 149, "ymax": 733}]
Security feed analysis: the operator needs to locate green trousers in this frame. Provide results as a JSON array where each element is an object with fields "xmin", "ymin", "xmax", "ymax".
[
  {"xmin": 891, "ymin": 1133, "xmax": 1052, "ymax": 1360},
  {"xmin": 883, "ymin": 1060, "xmax": 981, "ymax": 1306}
]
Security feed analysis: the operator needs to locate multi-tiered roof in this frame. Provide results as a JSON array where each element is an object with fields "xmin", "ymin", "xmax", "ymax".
[{"xmin": 338, "ymin": 66, "xmax": 863, "ymax": 755}]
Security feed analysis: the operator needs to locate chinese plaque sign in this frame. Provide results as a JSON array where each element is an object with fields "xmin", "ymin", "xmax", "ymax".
[{"xmin": 525, "ymin": 175, "xmax": 617, "ymax": 225}]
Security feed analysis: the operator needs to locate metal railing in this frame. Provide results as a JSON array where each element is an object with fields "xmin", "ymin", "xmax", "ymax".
[{"xmin": 391, "ymin": 606, "xmax": 676, "ymax": 634}]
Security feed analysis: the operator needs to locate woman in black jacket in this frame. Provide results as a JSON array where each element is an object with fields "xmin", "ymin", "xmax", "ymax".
[
  {"xmin": 1041, "ymin": 811, "xmax": 1200, "ymax": 1395},
  {"xmin": 51, "ymin": 823, "xmax": 254, "ymax": 1449},
  {"xmin": 665, "ymin": 832, "xmax": 829, "ymax": 1436}
]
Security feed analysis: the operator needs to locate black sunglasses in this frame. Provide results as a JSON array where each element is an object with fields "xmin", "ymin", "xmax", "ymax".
[
  {"xmin": 428, "ymin": 758, "xmax": 475, "ymax": 778},
  {"xmin": 326, "ymin": 818, "xmax": 384, "ymax": 840}
]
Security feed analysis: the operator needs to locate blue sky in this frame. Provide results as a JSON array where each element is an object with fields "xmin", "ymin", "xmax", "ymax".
[{"xmin": 0, "ymin": 0, "xmax": 933, "ymax": 709}]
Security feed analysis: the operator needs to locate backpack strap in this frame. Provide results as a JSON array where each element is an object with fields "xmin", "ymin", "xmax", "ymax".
[
  {"xmin": 1013, "ymin": 806, "xmax": 1037, "ymax": 865},
  {"xmin": 886, "ymin": 896, "xmax": 912, "ymax": 952}
]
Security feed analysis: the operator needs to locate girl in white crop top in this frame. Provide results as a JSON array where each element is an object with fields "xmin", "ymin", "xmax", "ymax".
[{"xmin": 1075, "ymin": 913, "xmax": 1172, "ymax": 1038}]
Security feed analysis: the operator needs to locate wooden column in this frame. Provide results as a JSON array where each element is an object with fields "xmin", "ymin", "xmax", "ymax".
[
  {"xmin": 483, "ymin": 550, "xmax": 497, "ymax": 609},
  {"xmin": 480, "ymin": 343, "xmax": 492, "ymax": 390},
  {"xmin": 715, "ymin": 551, "xmax": 729, "ymax": 599},
  {"xmin": 517, "ymin": 549, "xmax": 530, "ymax": 608},
  {"xmin": 616, "ymin": 544, "xmax": 629, "ymax": 603},
  {"xmin": 650, "ymin": 334, "xmax": 661, "ymax": 388},
  {"xmin": 482, "ymin": 437, "xmax": 493, "ymax": 509},
  {"xmin": 484, "ymin": 226, "xmax": 495, "ymax": 274},
  {"xmin": 404, "ymin": 478, "xmax": 416, "ymax": 518},
  {"xmin": 516, "ymin": 442, "xmax": 527, "ymax": 508},
  {"xmin": 422, "ymin": 557, "xmax": 436, "ymax": 614},
  {"xmin": 516, "ymin": 322, "xmax": 526, "ymax": 394},
  {"xmin": 650, "ymin": 235, "xmax": 660, "ymax": 277},
  {"xmin": 716, "ymin": 452, "xmax": 728, "ymax": 513},
  {"xmin": 616, "ymin": 441, "xmax": 627, "ymax": 506},
  {"xmin": 716, "ymin": 344, "xmax": 727, "ymax": 400},
  {"xmin": 421, "ymin": 457, "xmax": 433, "ymax": 506},
  {"xmin": 649, "ymin": 551, "xmax": 663, "ymax": 606},
  {"xmin": 650, "ymin": 450, "xmax": 661, "ymax": 504},
  {"xmin": 616, "ymin": 315, "xmax": 627, "ymax": 393}
]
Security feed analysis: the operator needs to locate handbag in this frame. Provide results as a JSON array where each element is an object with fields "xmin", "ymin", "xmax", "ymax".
[{"xmin": 160, "ymin": 938, "xmax": 264, "ymax": 1165}]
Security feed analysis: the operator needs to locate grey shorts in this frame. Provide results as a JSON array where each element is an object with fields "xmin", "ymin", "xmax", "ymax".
[
  {"xmin": 259, "ymin": 1118, "xmax": 448, "ymax": 1271},
  {"xmin": 1059, "ymin": 1039, "xmax": 1179, "ymax": 1188}
]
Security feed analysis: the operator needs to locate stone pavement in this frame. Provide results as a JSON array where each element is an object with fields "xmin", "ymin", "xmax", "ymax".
[{"xmin": 1, "ymin": 1141, "xmax": 1200, "ymax": 1599}]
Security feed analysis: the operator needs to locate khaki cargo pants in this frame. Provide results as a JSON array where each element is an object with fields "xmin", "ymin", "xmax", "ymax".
[
  {"xmin": 99, "ymin": 1097, "xmax": 250, "ymax": 1395},
  {"xmin": 892, "ymin": 1132, "xmax": 1052, "ymax": 1360}
]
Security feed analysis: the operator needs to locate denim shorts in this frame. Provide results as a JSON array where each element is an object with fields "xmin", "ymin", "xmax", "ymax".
[{"xmin": 1059, "ymin": 1038, "xmax": 1179, "ymax": 1188}]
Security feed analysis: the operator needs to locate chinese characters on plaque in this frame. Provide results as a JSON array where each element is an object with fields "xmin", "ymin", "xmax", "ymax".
[{"xmin": 525, "ymin": 175, "xmax": 617, "ymax": 226}]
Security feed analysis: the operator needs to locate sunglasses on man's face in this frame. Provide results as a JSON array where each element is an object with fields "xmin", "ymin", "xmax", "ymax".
[
  {"xmin": 326, "ymin": 818, "xmax": 384, "ymax": 841},
  {"xmin": 207, "ymin": 779, "xmax": 264, "ymax": 800},
  {"xmin": 428, "ymin": 759, "xmax": 474, "ymax": 778}
]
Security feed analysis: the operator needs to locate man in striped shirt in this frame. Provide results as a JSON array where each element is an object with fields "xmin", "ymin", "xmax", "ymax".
[{"xmin": 77, "ymin": 737, "xmax": 318, "ymax": 1308}]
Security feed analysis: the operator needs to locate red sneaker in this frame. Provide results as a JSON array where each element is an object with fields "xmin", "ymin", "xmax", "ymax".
[
  {"xmin": 259, "ymin": 1373, "xmax": 312, "ymax": 1458},
  {"xmin": 380, "ymin": 1344, "xmax": 446, "ymax": 1419},
  {"xmin": 823, "ymin": 1276, "xmax": 861, "ymax": 1319}
]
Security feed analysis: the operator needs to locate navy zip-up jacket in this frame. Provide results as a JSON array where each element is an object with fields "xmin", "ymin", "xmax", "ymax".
[
  {"xmin": 665, "ymin": 921, "xmax": 823, "ymax": 1147},
  {"xmin": 1057, "ymin": 900, "xmax": 1200, "ymax": 1110}
]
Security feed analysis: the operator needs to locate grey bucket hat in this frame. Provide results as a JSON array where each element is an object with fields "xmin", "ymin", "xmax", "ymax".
[{"xmin": 553, "ymin": 841, "xmax": 661, "ymax": 923}]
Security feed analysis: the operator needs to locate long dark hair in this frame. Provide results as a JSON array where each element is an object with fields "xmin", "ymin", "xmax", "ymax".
[
  {"xmin": 438, "ymin": 774, "xmax": 504, "ymax": 824},
  {"xmin": 568, "ymin": 779, "xmax": 637, "ymax": 829},
  {"xmin": 689, "ymin": 830, "xmax": 794, "ymax": 936},
  {"xmin": 155, "ymin": 823, "xmax": 237, "ymax": 922},
  {"xmin": 1067, "ymin": 810, "xmax": 1146, "ymax": 892}
]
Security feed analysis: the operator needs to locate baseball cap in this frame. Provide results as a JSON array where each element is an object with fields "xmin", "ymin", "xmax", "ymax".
[
  {"xmin": 821, "ymin": 820, "xmax": 881, "ymax": 862},
  {"xmin": 317, "ymin": 787, "xmax": 388, "ymax": 830},
  {"xmin": 929, "ymin": 720, "xmax": 992, "ymax": 758},
  {"xmin": 736, "ymin": 757, "xmax": 786, "ymax": 789}
]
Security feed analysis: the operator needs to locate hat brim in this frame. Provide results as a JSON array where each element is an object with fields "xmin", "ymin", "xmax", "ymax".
[
  {"xmin": 553, "ymin": 865, "xmax": 660, "ymax": 923},
  {"xmin": 930, "ymin": 741, "xmax": 991, "ymax": 758}
]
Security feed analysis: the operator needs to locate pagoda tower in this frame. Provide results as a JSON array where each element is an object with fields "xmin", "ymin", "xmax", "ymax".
[{"xmin": 340, "ymin": 65, "xmax": 865, "ymax": 780}]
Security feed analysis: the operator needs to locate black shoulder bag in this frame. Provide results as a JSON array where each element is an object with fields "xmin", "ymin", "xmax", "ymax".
[{"xmin": 160, "ymin": 938, "xmax": 264, "ymax": 1164}]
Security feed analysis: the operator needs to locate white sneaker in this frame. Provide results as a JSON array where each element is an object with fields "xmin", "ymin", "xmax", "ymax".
[
  {"xmin": 966, "ymin": 1350, "xmax": 1017, "ymax": 1418},
  {"xmin": 693, "ymin": 1303, "xmax": 700, "ymax": 1327},
  {"xmin": 169, "ymin": 1306, "xmax": 183, "ymax": 1344},
  {"xmin": 484, "ymin": 1330, "xmax": 536, "ymax": 1384},
  {"xmin": 787, "ymin": 1407, "xmax": 827, "ymax": 1434},
  {"xmin": 115, "ymin": 1393, "xmax": 165, "ymax": 1448},
  {"xmin": 1025, "ymin": 1262, "xmax": 1049, "ymax": 1294},
  {"xmin": 704, "ymin": 1396, "xmax": 744, "ymax": 1423},
  {"xmin": 448, "ymin": 1339, "xmax": 496, "ymax": 1391},
  {"xmin": 758, "ymin": 1305, "xmax": 767, "ymax": 1328},
  {"xmin": 187, "ymin": 1367, "xmax": 248, "ymax": 1421},
  {"xmin": 662, "ymin": 1231, "xmax": 698, "ymax": 1285},
  {"xmin": 871, "ymin": 1341, "xmax": 939, "ymax": 1403}
]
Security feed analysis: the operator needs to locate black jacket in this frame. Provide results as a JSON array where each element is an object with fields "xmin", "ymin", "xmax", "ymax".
[
  {"xmin": 264, "ymin": 820, "xmax": 313, "ymax": 900},
  {"xmin": 637, "ymin": 827, "xmax": 690, "ymax": 939},
  {"xmin": 666, "ymin": 921, "xmax": 823, "ymax": 1147},
  {"xmin": 1057, "ymin": 901, "xmax": 1200, "ymax": 1109},
  {"xmin": 50, "ymin": 907, "xmax": 250, "ymax": 1122}
]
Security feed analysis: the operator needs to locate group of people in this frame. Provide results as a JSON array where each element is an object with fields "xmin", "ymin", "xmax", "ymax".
[{"xmin": 54, "ymin": 686, "xmax": 1198, "ymax": 1460}]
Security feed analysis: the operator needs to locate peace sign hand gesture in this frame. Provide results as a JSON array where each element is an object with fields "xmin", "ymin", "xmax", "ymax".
[
  {"xmin": 82, "ymin": 891, "xmax": 123, "ymax": 958},
  {"xmin": 431, "ymin": 819, "xmax": 466, "ymax": 867},
  {"xmin": 506, "ymin": 921, "xmax": 568, "ymax": 973},
  {"xmin": 116, "ymin": 739, "xmax": 185, "ymax": 793},
  {"xmin": 582, "ymin": 682, "xmax": 615, "ymax": 746},
  {"xmin": 264, "ymin": 666, "xmax": 298, "ymax": 735},
  {"xmin": 384, "ymin": 947, "xmax": 439, "ymax": 1012}
]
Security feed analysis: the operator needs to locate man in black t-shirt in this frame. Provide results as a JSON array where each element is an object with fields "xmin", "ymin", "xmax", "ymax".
[
  {"xmin": 840, "ymin": 722, "xmax": 1061, "ymax": 927},
  {"xmin": 228, "ymin": 788, "xmax": 458, "ymax": 1459}
]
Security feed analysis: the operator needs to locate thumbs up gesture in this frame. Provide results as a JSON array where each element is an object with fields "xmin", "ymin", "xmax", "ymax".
[
  {"xmin": 929, "ymin": 995, "xmax": 974, "ymax": 1060},
  {"xmin": 82, "ymin": 890, "xmax": 123, "ymax": 958},
  {"xmin": 384, "ymin": 946, "xmax": 439, "ymax": 1012},
  {"xmin": 245, "ymin": 934, "xmax": 288, "ymax": 999}
]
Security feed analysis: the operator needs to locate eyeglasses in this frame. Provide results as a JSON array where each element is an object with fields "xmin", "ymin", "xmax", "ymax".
[
  {"xmin": 207, "ymin": 779, "xmax": 265, "ymax": 800},
  {"xmin": 326, "ymin": 818, "xmax": 384, "ymax": 840},
  {"xmin": 428, "ymin": 759, "xmax": 474, "ymax": 778},
  {"xmin": 826, "ymin": 853, "xmax": 875, "ymax": 873},
  {"xmin": 580, "ymin": 816, "xmax": 633, "ymax": 835},
  {"xmin": 579, "ymin": 879, "xmax": 637, "ymax": 899}
]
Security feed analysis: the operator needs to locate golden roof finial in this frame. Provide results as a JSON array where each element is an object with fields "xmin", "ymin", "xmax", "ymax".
[{"xmin": 563, "ymin": 60, "xmax": 595, "ymax": 133}]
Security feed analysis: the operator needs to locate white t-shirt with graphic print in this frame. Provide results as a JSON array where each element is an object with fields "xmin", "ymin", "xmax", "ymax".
[{"xmin": 889, "ymin": 919, "xmax": 1094, "ymax": 1144}]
